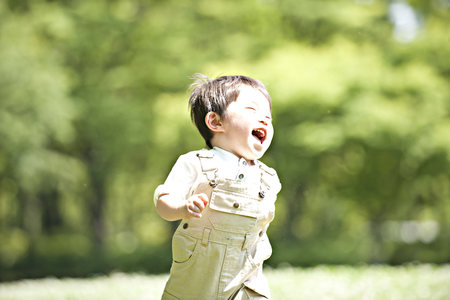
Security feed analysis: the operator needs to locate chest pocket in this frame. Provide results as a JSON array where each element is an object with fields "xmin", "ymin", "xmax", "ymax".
[{"xmin": 208, "ymin": 189, "xmax": 260, "ymax": 234}]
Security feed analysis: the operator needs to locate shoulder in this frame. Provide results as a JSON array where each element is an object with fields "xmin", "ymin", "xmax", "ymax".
[
  {"xmin": 174, "ymin": 149, "xmax": 212, "ymax": 169},
  {"xmin": 195, "ymin": 148, "xmax": 214, "ymax": 158},
  {"xmin": 258, "ymin": 161, "xmax": 277, "ymax": 177},
  {"xmin": 176, "ymin": 149, "xmax": 210, "ymax": 162},
  {"xmin": 258, "ymin": 160, "xmax": 282, "ymax": 194}
]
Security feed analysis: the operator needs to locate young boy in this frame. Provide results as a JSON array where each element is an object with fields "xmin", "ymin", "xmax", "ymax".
[{"xmin": 154, "ymin": 74, "xmax": 281, "ymax": 300}]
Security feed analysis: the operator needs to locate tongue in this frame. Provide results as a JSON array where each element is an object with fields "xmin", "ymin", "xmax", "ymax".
[{"xmin": 252, "ymin": 130, "xmax": 264, "ymax": 143}]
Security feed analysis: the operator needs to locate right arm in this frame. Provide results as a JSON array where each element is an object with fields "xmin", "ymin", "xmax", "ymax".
[
  {"xmin": 156, "ymin": 193, "xmax": 208, "ymax": 221},
  {"xmin": 154, "ymin": 152, "xmax": 209, "ymax": 221}
]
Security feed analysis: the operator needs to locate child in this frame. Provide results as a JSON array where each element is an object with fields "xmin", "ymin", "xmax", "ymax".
[{"xmin": 154, "ymin": 74, "xmax": 281, "ymax": 300}]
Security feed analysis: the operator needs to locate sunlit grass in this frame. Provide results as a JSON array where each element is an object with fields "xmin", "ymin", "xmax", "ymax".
[{"xmin": 1, "ymin": 264, "xmax": 449, "ymax": 300}]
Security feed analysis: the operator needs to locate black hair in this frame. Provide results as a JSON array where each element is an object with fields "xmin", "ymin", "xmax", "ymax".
[{"xmin": 188, "ymin": 74, "xmax": 272, "ymax": 148}]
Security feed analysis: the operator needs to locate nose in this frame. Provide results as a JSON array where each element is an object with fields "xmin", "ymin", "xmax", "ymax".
[{"xmin": 259, "ymin": 119, "xmax": 268, "ymax": 126}]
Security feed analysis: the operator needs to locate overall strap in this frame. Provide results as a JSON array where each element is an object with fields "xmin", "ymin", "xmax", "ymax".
[
  {"xmin": 258, "ymin": 162, "xmax": 276, "ymax": 198},
  {"xmin": 196, "ymin": 150, "xmax": 218, "ymax": 187}
]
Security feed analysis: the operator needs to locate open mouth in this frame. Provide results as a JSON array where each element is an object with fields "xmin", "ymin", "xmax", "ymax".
[{"xmin": 252, "ymin": 128, "xmax": 267, "ymax": 144}]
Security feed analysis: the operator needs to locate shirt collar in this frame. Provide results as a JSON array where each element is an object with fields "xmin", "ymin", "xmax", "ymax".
[{"xmin": 212, "ymin": 147, "xmax": 258, "ymax": 167}]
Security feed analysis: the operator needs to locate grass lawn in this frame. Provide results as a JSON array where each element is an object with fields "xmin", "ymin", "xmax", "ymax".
[{"xmin": 0, "ymin": 264, "xmax": 449, "ymax": 300}]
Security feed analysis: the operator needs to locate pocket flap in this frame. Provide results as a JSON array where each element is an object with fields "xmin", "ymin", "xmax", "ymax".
[{"xmin": 209, "ymin": 190, "xmax": 260, "ymax": 218}]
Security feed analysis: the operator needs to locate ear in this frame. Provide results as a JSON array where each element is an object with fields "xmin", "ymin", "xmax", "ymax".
[{"xmin": 205, "ymin": 112, "xmax": 225, "ymax": 133}]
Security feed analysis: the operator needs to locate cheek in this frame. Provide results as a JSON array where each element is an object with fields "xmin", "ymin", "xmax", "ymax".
[
  {"xmin": 232, "ymin": 118, "xmax": 251, "ymax": 131},
  {"xmin": 268, "ymin": 125, "xmax": 274, "ymax": 137},
  {"xmin": 266, "ymin": 128, "xmax": 275, "ymax": 143}
]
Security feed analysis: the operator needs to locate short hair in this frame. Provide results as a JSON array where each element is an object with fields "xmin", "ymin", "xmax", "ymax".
[{"xmin": 188, "ymin": 74, "xmax": 272, "ymax": 148}]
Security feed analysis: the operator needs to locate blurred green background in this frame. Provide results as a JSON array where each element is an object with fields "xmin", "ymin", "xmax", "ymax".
[{"xmin": 0, "ymin": 0, "xmax": 449, "ymax": 282}]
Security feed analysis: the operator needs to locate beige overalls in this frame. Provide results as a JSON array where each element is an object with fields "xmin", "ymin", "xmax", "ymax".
[{"xmin": 162, "ymin": 151, "xmax": 278, "ymax": 300}]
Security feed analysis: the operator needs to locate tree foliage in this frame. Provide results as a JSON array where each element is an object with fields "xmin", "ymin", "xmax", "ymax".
[{"xmin": 0, "ymin": 0, "xmax": 449, "ymax": 280}]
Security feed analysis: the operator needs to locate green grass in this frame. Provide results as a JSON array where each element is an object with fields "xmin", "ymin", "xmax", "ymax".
[{"xmin": 1, "ymin": 264, "xmax": 449, "ymax": 300}]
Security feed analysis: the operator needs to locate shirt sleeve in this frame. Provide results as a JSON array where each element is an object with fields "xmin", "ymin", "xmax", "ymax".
[
  {"xmin": 272, "ymin": 170, "xmax": 282, "ymax": 196},
  {"xmin": 153, "ymin": 152, "xmax": 200, "ymax": 206}
]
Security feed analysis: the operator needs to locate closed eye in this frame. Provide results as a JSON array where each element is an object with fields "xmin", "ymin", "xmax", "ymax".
[{"xmin": 245, "ymin": 107, "xmax": 257, "ymax": 112}]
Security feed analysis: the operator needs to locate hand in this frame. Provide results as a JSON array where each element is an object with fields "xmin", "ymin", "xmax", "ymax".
[{"xmin": 184, "ymin": 193, "xmax": 209, "ymax": 218}]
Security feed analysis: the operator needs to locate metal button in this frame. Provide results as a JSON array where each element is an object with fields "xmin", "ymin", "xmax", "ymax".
[
  {"xmin": 209, "ymin": 179, "xmax": 218, "ymax": 187},
  {"xmin": 233, "ymin": 202, "xmax": 240, "ymax": 208},
  {"xmin": 238, "ymin": 174, "xmax": 244, "ymax": 179},
  {"xmin": 259, "ymin": 190, "xmax": 266, "ymax": 198},
  {"xmin": 183, "ymin": 223, "xmax": 188, "ymax": 229}
]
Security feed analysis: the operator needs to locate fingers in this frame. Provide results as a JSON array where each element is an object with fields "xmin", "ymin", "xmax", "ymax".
[
  {"xmin": 197, "ymin": 193, "xmax": 209, "ymax": 206},
  {"xmin": 185, "ymin": 194, "xmax": 209, "ymax": 218}
]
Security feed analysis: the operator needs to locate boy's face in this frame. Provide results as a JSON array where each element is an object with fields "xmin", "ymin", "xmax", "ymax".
[{"xmin": 219, "ymin": 85, "xmax": 273, "ymax": 162}]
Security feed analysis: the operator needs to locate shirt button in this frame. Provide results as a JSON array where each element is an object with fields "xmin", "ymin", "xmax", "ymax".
[
  {"xmin": 233, "ymin": 202, "xmax": 240, "ymax": 208},
  {"xmin": 183, "ymin": 223, "xmax": 188, "ymax": 229},
  {"xmin": 238, "ymin": 174, "xmax": 244, "ymax": 179},
  {"xmin": 242, "ymin": 161, "xmax": 247, "ymax": 166},
  {"xmin": 259, "ymin": 231, "xmax": 263, "ymax": 237}
]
